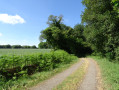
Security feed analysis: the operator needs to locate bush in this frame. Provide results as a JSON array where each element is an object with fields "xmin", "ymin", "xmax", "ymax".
[
  {"xmin": 0, "ymin": 50, "xmax": 78, "ymax": 80},
  {"xmin": 115, "ymin": 47, "xmax": 119, "ymax": 62}
]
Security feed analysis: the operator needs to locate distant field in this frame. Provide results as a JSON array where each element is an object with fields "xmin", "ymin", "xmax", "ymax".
[{"xmin": 0, "ymin": 49, "xmax": 51, "ymax": 56}]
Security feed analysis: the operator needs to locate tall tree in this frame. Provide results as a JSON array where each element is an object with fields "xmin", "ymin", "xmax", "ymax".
[
  {"xmin": 112, "ymin": 0, "xmax": 119, "ymax": 15},
  {"xmin": 82, "ymin": 0, "xmax": 119, "ymax": 60},
  {"xmin": 47, "ymin": 15, "xmax": 63, "ymax": 29},
  {"xmin": 40, "ymin": 15, "xmax": 92, "ymax": 56}
]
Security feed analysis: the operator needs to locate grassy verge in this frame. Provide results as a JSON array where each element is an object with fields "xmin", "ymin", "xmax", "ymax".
[
  {"xmin": 90, "ymin": 56, "xmax": 119, "ymax": 90},
  {"xmin": 53, "ymin": 58, "xmax": 89, "ymax": 90},
  {"xmin": 1, "ymin": 58, "xmax": 79, "ymax": 90}
]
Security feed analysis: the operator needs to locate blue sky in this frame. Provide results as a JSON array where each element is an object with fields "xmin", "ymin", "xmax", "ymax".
[{"xmin": 0, "ymin": 0, "xmax": 85, "ymax": 47}]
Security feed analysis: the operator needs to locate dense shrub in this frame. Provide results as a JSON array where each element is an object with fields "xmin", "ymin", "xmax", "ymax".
[
  {"xmin": 115, "ymin": 47, "xmax": 119, "ymax": 62},
  {"xmin": 0, "ymin": 50, "xmax": 77, "ymax": 80}
]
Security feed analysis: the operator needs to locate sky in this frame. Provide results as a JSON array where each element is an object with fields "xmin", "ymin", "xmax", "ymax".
[{"xmin": 0, "ymin": 0, "xmax": 85, "ymax": 47}]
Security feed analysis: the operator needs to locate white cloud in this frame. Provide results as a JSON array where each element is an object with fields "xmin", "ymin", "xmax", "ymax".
[
  {"xmin": 0, "ymin": 14, "xmax": 25, "ymax": 24},
  {"xmin": 0, "ymin": 33, "xmax": 2, "ymax": 36}
]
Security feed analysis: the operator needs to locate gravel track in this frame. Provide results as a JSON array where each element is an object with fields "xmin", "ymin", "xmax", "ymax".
[
  {"xmin": 30, "ymin": 59, "xmax": 84, "ymax": 90},
  {"xmin": 30, "ymin": 58, "xmax": 102, "ymax": 90},
  {"xmin": 78, "ymin": 58, "xmax": 99, "ymax": 90}
]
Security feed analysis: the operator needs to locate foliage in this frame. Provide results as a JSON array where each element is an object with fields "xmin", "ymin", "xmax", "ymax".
[
  {"xmin": 112, "ymin": 0, "xmax": 119, "ymax": 15},
  {"xmin": 114, "ymin": 47, "xmax": 119, "ymax": 61},
  {"xmin": 0, "ymin": 50, "xmax": 77, "ymax": 83},
  {"xmin": 38, "ymin": 42, "xmax": 52, "ymax": 49},
  {"xmin": 82, "ymin": 0, "xmax": 119, "ymax": 60},
  {"xmin": 12, "ymin": 45, "xmax": 22, "ymax": 49},
  {"xmin": 0, "ymin": 56, "xmax": 78, "ymax": 90},
  {"xmin": 40, "ymin": 15, "xmax": 92, "ymax": 56},
  {"xmin": 0, "ymin": 45, "xmax": 37, "ymax": 49},
  {"xmin": 0, "ymin": 45, "xmax": 12, "ymax": 48},
  {"xmin": 31, "ymin": 45, "xmax": 37, "ymax": 49},
  {"xmin": 47, "ymin": 15, "xmax": 63, "ymax": 28}
]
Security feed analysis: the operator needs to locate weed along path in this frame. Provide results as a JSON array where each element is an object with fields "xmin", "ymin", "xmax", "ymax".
[
  {"xmin": 78, "ymin": 58, "xmax": 102, "ymax": 90},
  {"xmin": 30, "ymin": 59, "xmax": 84, "ymax": 90}
]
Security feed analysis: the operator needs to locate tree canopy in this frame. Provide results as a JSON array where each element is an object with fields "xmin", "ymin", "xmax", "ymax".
[
  {"xmin": 38, "ymin": 42, "xmax": 52, "ymax": 49},
  {"xmin": 39, "ymin": 0, "xmax": 119, "ymax": 61},
  {"xmin": 82, "ymin": 0, "xmax": 119, "ymax": 60},
  {"xmin": 40, "ymin": 15, "xmax": 92, "ymax": 56}
]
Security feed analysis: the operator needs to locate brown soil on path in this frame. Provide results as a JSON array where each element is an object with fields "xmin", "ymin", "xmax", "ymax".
[
  {"xmin": 29, "ymin": 59, "xmax": 85, "ymax": 90},
  {"xmin": 78, "ymin": 58, "xmax": 103, "ymax": 90}
]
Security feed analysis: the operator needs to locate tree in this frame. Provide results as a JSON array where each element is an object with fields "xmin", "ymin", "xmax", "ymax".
[
  {"xmin": 40, "ymin": 15, "xmax": 92, "ymax": 56},
  {"xmin": 112, "ymin": 0, "xmax": 119, "ymax": 15},
  {"xmin": 5, "ymin": 44, "xmax": 11, "ymax": 48},
  {"xmin": 38, "ymin": 42, "xmax": 52, "ymax": 49},
  {"xmin": 22, "ymin": 45, "xmax": 31, "ymax": 49},
  {"xmin": 0, "ymin": 45, "xmax": 5, "ymax": 48},
  {"xmin": 12, "ymin": 45, "xmax": 22, "ymax": 49},
  {"xmin": 31, "ymin": 45, "xmax": 37, "ymax": 49},
  {"xmin": 82, "ymin": 0, "xmax": 119, "ymax": 60},
  {"xmin": 47, "ymin": 15, "xmax": 63, "ymax": 29}
]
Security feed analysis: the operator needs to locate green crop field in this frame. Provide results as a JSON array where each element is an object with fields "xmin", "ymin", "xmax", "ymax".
[{"xmin": 0, "ymin": 49, "xmax": 51, "ymax": 56}]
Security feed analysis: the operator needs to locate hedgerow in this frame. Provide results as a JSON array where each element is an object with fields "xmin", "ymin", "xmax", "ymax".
[{"xmin": 0, "ymin": 50, "xmax": 77, "ymax": 83}]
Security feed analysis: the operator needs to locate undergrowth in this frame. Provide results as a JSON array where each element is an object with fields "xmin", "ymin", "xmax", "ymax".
[{"xmin": 0, "ymin": 50, "xmax": 78, "ymax": 90}]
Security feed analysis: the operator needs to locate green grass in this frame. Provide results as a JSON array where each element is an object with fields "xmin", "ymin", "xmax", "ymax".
[
  {"xmin": 0, "ymin": 49, "xmax": 51, "ymax": 56},
  {"xmin": 0, "ymin": 58, "xmax": 79, "ymax": 90},
  {"xmin": 90, "ymin": 56, "xmax": 119, "ymax": 90}
]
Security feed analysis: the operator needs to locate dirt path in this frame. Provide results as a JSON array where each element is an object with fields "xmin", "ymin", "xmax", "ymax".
[
  {"xmin": 78, "ymin": 58, "xmax": 102, "ymax": 90},
  {"xmin": 30, "ymin": 59, "xmax": 85, "ymax": 90},
  {"xmin": 30, "ymin": 58, "xmax": 102, "ymax": 90}
]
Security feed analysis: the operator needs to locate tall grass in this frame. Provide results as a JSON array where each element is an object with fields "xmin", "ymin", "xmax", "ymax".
[{"xmin": 90, "ymin": 56, "xmax": 119, "ymax": 90}]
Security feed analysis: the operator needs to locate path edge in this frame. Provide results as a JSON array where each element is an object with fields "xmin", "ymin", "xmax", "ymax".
[{"xmin": 91, "ymin": 58, "xmax": 103, "ymax": 90}]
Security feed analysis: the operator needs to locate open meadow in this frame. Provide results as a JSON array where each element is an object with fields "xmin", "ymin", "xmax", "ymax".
[{"xmin": 0, "ymin": 49, "xmax": 51, "ymax": 56}]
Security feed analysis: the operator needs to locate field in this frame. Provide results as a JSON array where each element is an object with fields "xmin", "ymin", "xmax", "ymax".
[{"xmin": 0, "ymin": 49, "xmax": 51, "ymax": 56}]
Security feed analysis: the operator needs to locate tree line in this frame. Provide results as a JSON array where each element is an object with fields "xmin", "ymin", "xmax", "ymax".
[
  {"xmin": 0, "ymin": 45, "xmax": 37, "ymax": 49},
  {"xmin": 39, "ymin": 0, "xmax": 119, "ymax": 61},
  {"xmin": 81, "ymin": 0, "xmax": 119, "ymax": 61},
  {"xmin": 38, "ymin": 42, "xmax": 52, "ymax": 49}
]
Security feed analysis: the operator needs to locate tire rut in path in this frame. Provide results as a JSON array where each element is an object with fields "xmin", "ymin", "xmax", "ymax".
[
  {"xmin": 30, "ymin": 59, "xmax": 84, "ymax": 90},
  {"xmin": 78, "ymin": 58, "xmax": 98, "ymax": 90}
]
